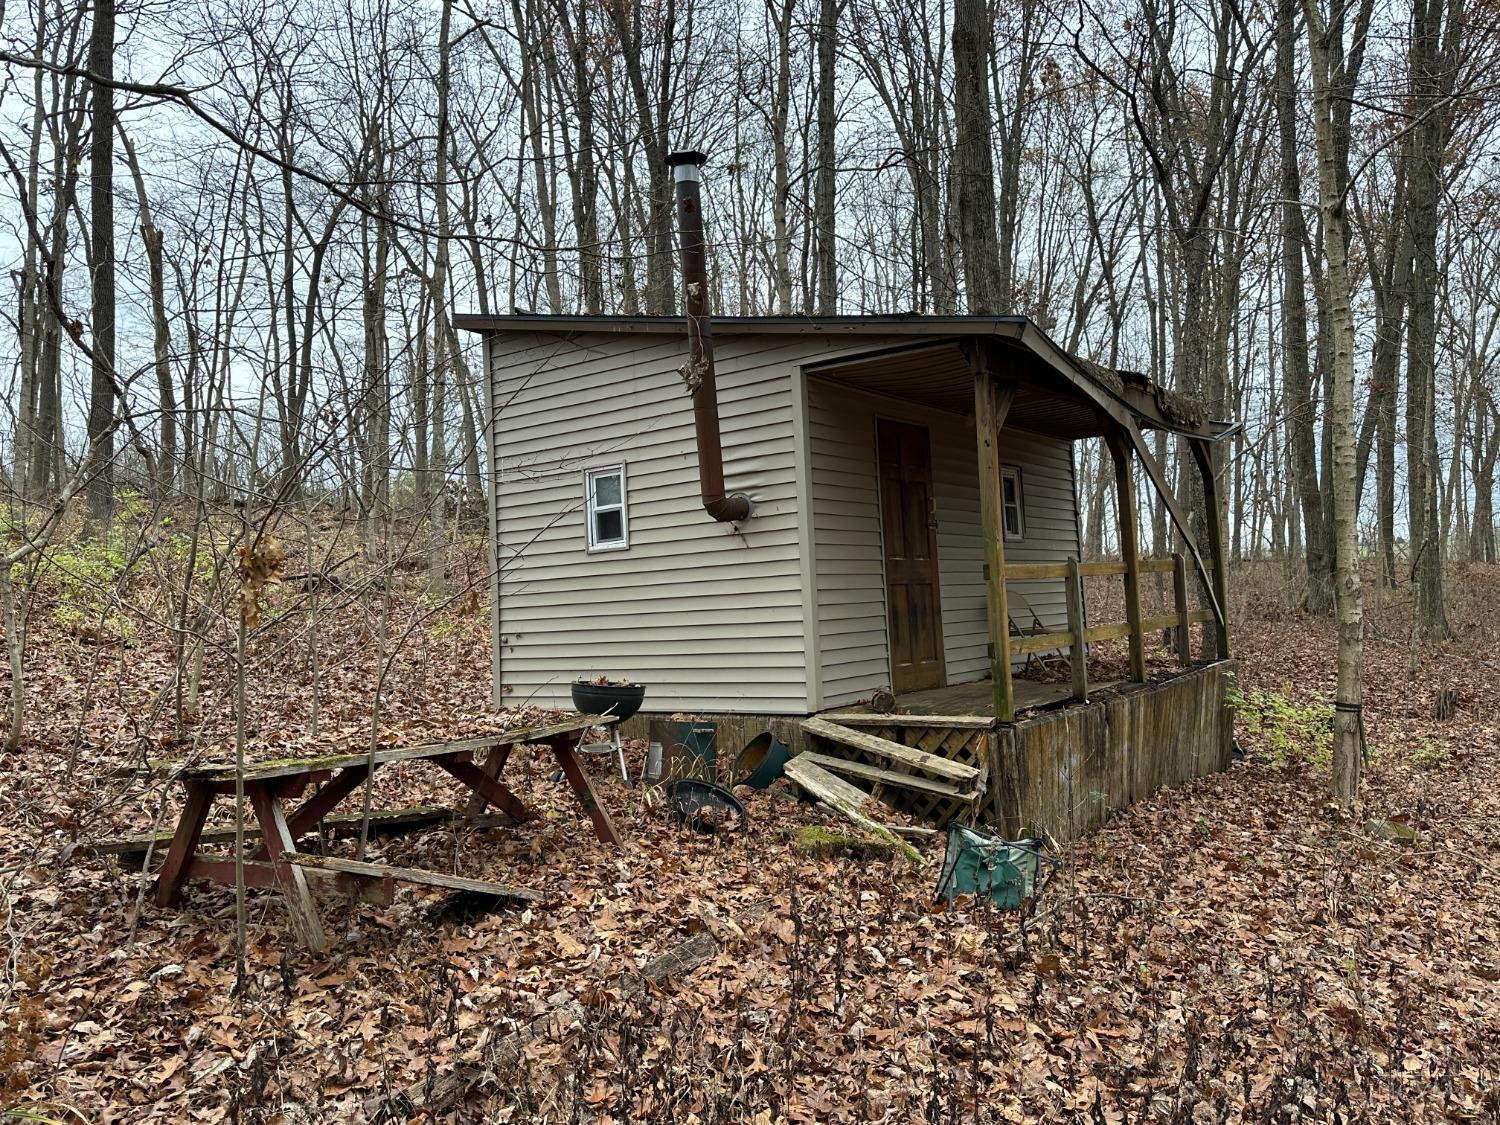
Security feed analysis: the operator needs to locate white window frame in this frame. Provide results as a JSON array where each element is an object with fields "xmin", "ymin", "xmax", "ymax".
[
  {"xmin": 1001, "ymin": 465, "xmax": 1025, "ymax": 541},
  {"xmin": 584, "ymin": 464, "xmax": 630, "ymax": 552}
]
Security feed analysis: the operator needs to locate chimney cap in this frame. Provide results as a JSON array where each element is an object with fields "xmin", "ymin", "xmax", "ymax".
[{"xmin": 666, "ymin": 149, "xmax": 708, "ymax": 168}]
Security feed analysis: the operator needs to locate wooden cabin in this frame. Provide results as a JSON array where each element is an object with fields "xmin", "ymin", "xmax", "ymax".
[{"xmin": 457, "ymin": 311, "xmax": 1237, "ymax": 841}]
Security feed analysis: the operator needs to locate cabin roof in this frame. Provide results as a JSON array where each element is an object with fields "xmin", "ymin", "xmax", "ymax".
[{"xmin": 454, "ymin": 313, "xmax": 1230, "ymax": 439}]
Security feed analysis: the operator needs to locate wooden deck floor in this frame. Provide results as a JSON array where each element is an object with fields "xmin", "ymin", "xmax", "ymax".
[{"xmin": 825, "ymin": 677, "xmax": 1124, "ymax": 721}]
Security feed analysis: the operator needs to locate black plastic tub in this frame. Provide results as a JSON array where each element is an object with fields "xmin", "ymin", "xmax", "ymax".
[
  {"xmin": 571, "ymin": 681, "xmax": 647, "ymax": 722},
  {"xmin": 734, "ymin": 732, "xmax": 791, "ymax": 788}
]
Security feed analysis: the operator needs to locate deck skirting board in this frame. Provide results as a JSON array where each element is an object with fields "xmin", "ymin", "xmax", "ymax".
[{"xmin": 618, "ymin": 661, "xmax": 1235, "ymax": 843}]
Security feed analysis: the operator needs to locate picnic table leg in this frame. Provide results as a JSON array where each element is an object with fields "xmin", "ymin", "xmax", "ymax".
[
  {"xmin": 155, "ymin": 781, "xmax": 214, "ymax": 907},
  {"xmin": 436, "ymin": 756, "xmax": 529, "ymax": 823},
  {"xmin": 248, "ymin": 782, "xmax": 328, "ymax": 954},
  {"xmin": 252, "ymin": 765, "xmax": 372, "ymax": 859},
  {"xmin": 464, "ymin": 746, "xmax": 512, "ymax": 819},
  {"xmin": 548, "ymin": 736, "xmax": 622, "ymax": 846}
]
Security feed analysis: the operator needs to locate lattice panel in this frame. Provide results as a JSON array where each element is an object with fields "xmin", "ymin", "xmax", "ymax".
[{"xmin": 808, "ymin": 723, "xmax": 992, "ymax": 826}]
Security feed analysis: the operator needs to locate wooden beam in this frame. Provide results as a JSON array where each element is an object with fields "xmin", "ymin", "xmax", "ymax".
[
  {"xmin": 1106, "ymin": 430, "xmax": 1147, "ymax": 683},
  {"xmin": 1123, "ymin": 419, "xmax": 1223, "ymax": 629},
  {"xmin": 1008, "ymin": 629, "xmax": 1075, "ymax": 655},
  {"xmin": 268, "ymin": 765, "xmax": 371, "ymax": 856},
  {"xmin": 801, "ymin": 718, "xmax": 981, "ymax": 781},
  {"xmin": 284, "ymin": 854, "xmax": 543, "ymax": 904},
  {"xmin": 154, "ymin": 781, "xmax": 212, "ymax": 907},
  {"xmin": 797, "ymin": 751, "xmax": 978, "ymax": 802},
  {"xmin": 1066, "ymin": 557, "xmax": 1089, "ymax": 701},
  {"xmin": 248, "ymin": 782, "xmax": 328, "ymax": 953},
  {"xmin": 1172, "ymin": 552, "xmax": 1192, "ymax": 666},
  {"xmin": 1122, "ymin": 421, "xmax": 1203, "ymax": 558},
  {"xmin": 91, "ymin": 805, "xmax": 458, "ymax": 864},
  {"xmin": 1189, "ymin": 438, "xmax": 1232, "ymax": 658},
  {"xmin": 1000, "ymin": 557, "xmax": 1209, "ymax": 581},
  {"xmin": 465, "ymin": 745, "xmax": 513, "ymax": 819},
  {"xmin": 973, "ymin": 356, "xmax": 1017, "ymax": 722},
  {"xmin": 547, "ymin": 736, "xmax": 623, "ymax": 845},
  {"xmin": 435, "ymin": 757, "xmax": 530, "ymax": 824}
]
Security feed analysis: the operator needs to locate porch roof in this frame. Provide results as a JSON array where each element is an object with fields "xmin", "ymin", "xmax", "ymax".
[{"xmin": 452, "ymin": 312, "xmax": 1232, "ymax": 441}]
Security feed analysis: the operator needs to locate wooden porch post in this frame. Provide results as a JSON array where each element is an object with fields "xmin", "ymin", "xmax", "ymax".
[
  {"xmin": 974, "ymin": 359, "xmax": 1016, "ymax": 722},
  {"xmin": 1065, "ymin": 556, "xmax": 1089, "ymax": 701},
  {"xmin": 1106, "ymin": 430, "xmax": 1147, "ymax": 683},
  {"xmin": 1171, "ymin": 552, "xmax": 1192, "ymax": 666},
  {"xmin": 1189, "ymin": 438, "xmax": 1232, "ymax": 658}
]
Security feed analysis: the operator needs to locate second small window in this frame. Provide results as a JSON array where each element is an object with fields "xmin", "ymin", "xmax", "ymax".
[
  {"xmin": 1001, "ymin": 466, "xmax": 1024, "ymax": 540},
  {"xmin": 586, "ymin": 465, "xmax": 629, "ymax": 551}
]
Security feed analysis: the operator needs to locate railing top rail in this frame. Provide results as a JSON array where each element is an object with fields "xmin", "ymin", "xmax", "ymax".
[{"xmin": 1003, "ymin": 557, "xmax": 1213, "ymax": 581}]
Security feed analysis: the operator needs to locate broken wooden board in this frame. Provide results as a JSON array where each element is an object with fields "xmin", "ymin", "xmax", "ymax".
[
  {"xmin": 782, "ymin": 755, "xmax": 923, "ymax": 866},
  {"xmin": 800, "ymin": 718, "xmax": 980, "ymax": 782},
  {"xmin": 87, "ymin": 805, "xmax": 457, "ymax": 864},
  {"xmin": 284, "ymin": 854, "xmax": 543, "ymax": 903},
  {"xmin": 797, "ymin": 750, "xmax": 979, "ymax": 803}
]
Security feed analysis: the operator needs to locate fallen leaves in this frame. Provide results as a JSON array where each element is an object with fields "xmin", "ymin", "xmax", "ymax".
[{"xmin": 4, "ymin": 554, "xmax": 1500, "ymax": 1120}]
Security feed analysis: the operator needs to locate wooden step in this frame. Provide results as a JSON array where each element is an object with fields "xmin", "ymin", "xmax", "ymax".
[
  {"xmin": 798, "ymin": 751, "xmax": 978, "ymax": 802},
  {"xmin": 87, "ymin": 806, "xmax": 458, "ymax": 864},
  {"xmin": 284, "ymin": 854, "xmax": 543, "ymax": 903},
  {"xmin": 800, "ymin": 718, "xmax": 980, "ymax": 782}
]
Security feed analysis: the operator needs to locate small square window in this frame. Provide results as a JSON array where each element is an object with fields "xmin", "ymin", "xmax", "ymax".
[
  {"xmin": 1001, "ymin": 467, "xmax": 1024, "ymax": 540},
  {"xmin": 586, "ymin": 466, "xmax": 629, "ymax": 551}
]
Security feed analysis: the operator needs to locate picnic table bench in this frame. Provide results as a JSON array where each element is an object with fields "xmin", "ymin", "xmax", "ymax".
[{"xmin": 137, "ymin": 715, "xmax": 620, "ymax": 951}]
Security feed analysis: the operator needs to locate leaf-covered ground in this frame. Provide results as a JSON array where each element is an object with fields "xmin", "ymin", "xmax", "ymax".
[{"xmin": 3, "ymin": 556, "xmax": 1499, "ymax": 1122}]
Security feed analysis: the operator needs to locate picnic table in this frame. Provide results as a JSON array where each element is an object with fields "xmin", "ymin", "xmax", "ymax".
[{"xmin": 140, "ymin": 715, "xmax": 621, "ymax": 952}]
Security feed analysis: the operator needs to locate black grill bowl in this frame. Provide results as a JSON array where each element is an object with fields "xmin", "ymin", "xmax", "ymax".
[{"xmin": 571, "ymin": 681, "xmax": 647, "ymax": 722}]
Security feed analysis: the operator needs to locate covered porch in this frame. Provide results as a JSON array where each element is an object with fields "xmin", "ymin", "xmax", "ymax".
[
  {"xmin": 803, "ymin": 322, "xmax": 1234, "ymax": 723},
  {"xmin": 796, "ymin": 323, "xmax": 1238, "ymax": 838}
]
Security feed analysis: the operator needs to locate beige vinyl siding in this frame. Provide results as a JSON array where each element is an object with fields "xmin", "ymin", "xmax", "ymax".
[
  {"xmin": 809, "ymin": 378, "xmax": 1080, "ymax": 708},
  {"xmin": 492, "ymin": 331, "xmax": 942, "ymax": 713},
  {"xmin": 491, "ymin": 331, "xmax": 809, "ymax": 713}
]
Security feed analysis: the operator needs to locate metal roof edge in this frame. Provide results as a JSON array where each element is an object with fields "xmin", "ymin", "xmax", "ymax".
[
  {"xmin": 451, "ymin": 312, "xmax": 1034, "ymax": 336},
  {"xmin": 454, "ymin": 312, "xmax": 1233, "ymax": 436}
]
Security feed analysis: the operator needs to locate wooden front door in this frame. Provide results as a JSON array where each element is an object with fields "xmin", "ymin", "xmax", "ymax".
[{"xmin": 877, "ymin": 419, "xmax": 946, "ymax": 693}]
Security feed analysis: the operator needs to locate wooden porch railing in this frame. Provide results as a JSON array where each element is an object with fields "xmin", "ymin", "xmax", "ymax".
[
  {"xmin": 996, "ymin": 554, "xmax": 1218, "ymax": 718},
  {"xmin": 972, "ymin": 360, "xmax": 1231, "ymax": 724}
]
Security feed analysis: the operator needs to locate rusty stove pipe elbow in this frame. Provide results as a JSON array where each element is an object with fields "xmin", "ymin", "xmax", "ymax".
[{"xmin": 668, "ymin": 150, "xmax": 753, "ymax": 524}]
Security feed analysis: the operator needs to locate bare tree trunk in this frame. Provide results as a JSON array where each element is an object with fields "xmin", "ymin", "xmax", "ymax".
[
  {"xmin": 603, "ymin": 0, "xmax": 677, "ymax": 313},
  {"xmin": 993, "ymin": 0, "xmax": 1042, "ymax": 310},
  {"xmin": 1404, "ymin": 0, "xmax": 1460, "ymax": 640},
  {"xmin": 814, "ymin": 0, "xmax": 838, "ymax": 315},
  {"xmin": 427, "ymin": 0, "xmax": 457, "ymax": 589},
  {"xmin": 952, "ymin": 0, "xmax": 1002, "ymax": 314},
  {"xmin": 1303, "ymin": 0, "xmax": 1364, "ymax": 807},
  {"xmin": 85, "ymin": 0, "xmax": 116, "ymax": 527},
  {"xmin": 120, "ymin": 128, "xmax": 177, "ymax": 498},
  {"xmin": 1276, "ymin": 0, "xmax": 1333, "ymax": 615},
  {"xmin": 513, "ymin": 0, "xmax": 563, "ymax": 313},
  {"xmin": 555, "ymin": 0, "xmax": 604, "ymax": 314},
  {"xmin": 1474, "ymin": 402, "xmax": 1499, "ymax": 562}
]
